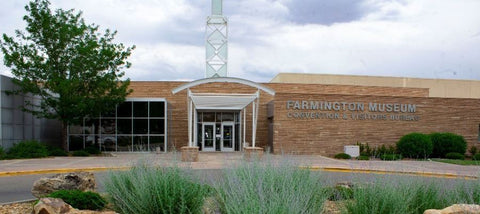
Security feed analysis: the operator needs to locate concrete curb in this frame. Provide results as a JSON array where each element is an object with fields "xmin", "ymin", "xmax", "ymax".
[
  {"xmin": 0, "ymin": 166, "xmax": 130, "ymax": 177},
  {"xmin": 304, "ymin": 166, "xmax": 478, "ymax": 180},
  {"xmin": 1, "ymin": 165, "xmax": 477, "ymax": 180}
]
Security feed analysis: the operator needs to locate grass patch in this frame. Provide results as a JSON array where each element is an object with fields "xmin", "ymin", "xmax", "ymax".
[
  {"xmin": 214, "ymin": 159, "xmax": 328, "ymax": 214},
  {"xmin": 343, "ymin": 176, "xmax": 480, "ymax": 214},
  {"xmin": 432, "ymin": 158, "xmax": 480, "ymax": 166},
  {"xmin": 103, "ymin": 162, "xmax": 211, "ymax": 214}
]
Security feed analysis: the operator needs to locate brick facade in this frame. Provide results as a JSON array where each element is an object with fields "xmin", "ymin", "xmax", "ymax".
[{"xmin": 127, "ymin": 81, "xmax": 480, "ymax": 156}]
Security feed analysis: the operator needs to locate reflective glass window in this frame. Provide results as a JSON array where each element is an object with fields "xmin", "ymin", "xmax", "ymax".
[
  {"xmin": 117, "ymin": 102, "xmax": 132, "ymax": 117},
  {"xmin": 150, "ymin": 119, "xmax": 164, "ymax": 134},
  {"xmin": 150, "ymin": 102, "xmax": 165, "ymax": 117},
  {"xmin": 133, "ymin": 119, "xmax": 148, "ymax": 134},
  {"xmin": 133, "ymin": 102, "xmax": 148, "ymax": 117}
]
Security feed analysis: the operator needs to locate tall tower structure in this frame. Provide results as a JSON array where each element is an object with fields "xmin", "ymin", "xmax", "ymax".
[{"xmin": 205, "ymin": 0, "xmax": 228, "ymax": 78}]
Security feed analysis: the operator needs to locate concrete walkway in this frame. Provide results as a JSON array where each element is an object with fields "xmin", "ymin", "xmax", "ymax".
[{"xmin": 0, "ymin": 152, "xmax": 479, "ymax": 178}]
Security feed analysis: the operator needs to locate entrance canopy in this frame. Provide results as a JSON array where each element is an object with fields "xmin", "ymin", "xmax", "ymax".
[
  {"xmin": 190, "ymin": 93, "xmax": 257, "ymax": 110},
  {"xmin": 172, "ymin": 77, "xmax": 275, "ymax": 149}
]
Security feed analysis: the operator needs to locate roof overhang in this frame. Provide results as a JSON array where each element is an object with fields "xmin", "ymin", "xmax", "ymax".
[{"xmin": 171, "ymin": 77, "xmax": 275, "ymax": 95}]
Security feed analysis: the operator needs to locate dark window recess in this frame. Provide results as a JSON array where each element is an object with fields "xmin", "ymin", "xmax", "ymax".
[
  {"xmin": 133, "ymin": 102, "xmax": 148, "ymax": 117},
  {"xmin": 133, "ymin": 119, "xmax": 148, "ymax": 134},
  {"xmin": 150, "ymin": 102, "xmax": 165, "ymax": 117},
  {"xmin": 117, "ymin": 119, "xmax": 132, "ymax": 134},
  {"xmin": 117, "ymin": 102, "xmax": 132, "ymax": 117},
  {"xmin": 150, "ymin": 119, "xmax": 165, "ymax": 134}
]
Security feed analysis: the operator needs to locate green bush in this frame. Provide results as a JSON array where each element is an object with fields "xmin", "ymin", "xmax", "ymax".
[
  {"xmin": 104, "ymin": 164, "xmax": 211, "ymax": 214},
  {"xmin": 430, "ymin": 133, "xmax": 467, "ymax": 158},
  {"xmin": 6, "ymin": 140, "xmax": 48, "ymax": 159},
  {"xmin": 84, "ymin": 146, "xmax": 101, "ymax": 155},
  {"xmin": 445, "ymin": 152, "xmax": 465, "ymax": 160},
  {"xmin": 469, "ymin": 146, "xmax": 478, "ymax": 156},
  {"xmin": 215, "ymin": 160, "xmax": 328, "ymax": 214},
  {"xmin": 46, "ymin": 145, "xmax": 69, "ymax": 156},
  {"xmin": 380, "ymin": 154, "xmax": 402, "ymax": 161},
  {"xmin": 473, "ymin": 153, "xmax": 480, "ymax": 161},
  {"xmin": 357, "ymin": 155, "xmax": 370, "ymax": 160},
  {"xmin": 357, "ymin": 142, "xmax": 372, "ymax": 157},
  {"xmin": 334, "ymin": 153, "xmax": 351, "ymax": 159},
  {"xmin": 397, "ymin": 133, "xmax": 433, "ymax": 158},
  {"xmin": 72, "ymin": 150, "xmax": 90, "ymax": 157},
  {"xmin": 48, "ymin": 190, "xmax": 106, "ymax": 210},
  {"xmin": 0, "ymin": 147, "xmax": 5, "ymax": 160},
  {"xmin": 327, "ymin": 185, "xmax": 354, "ymax": 201}
]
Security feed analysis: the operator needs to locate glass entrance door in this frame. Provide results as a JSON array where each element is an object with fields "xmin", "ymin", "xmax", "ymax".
[
  {"xmin": 221, "ymin": 122, "xmax": 234, "ymax": 151},
  {"xmin": 202, "ymin": 122, "xmax": 215, "ymax": 151}
]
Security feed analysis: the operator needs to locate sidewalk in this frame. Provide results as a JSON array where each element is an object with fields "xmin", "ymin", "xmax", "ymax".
[{"xmin": 0, "ymin": 152, "xmax": 479, "ymax": 178}]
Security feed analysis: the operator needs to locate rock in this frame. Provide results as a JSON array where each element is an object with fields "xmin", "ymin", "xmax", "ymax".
[
  {"xmin": 32, "ymin": 172, "xmax": 96, "ymax": 198},
  {"xmin": 34, "ymin": 197, "xmax": 74, "ymax": 214},
  {"xmin": 34, "ymin": 197, "xmax": 118, "ymax": 214},
  {"xmin": 424, "ymin": 204, "xmax": 480, "ymax": 214}
]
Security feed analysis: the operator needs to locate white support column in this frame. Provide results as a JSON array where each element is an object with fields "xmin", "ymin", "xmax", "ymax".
[
  {"xmin": 187, "ymin": 90, "xmax": 192, "ymax": 147},
  {"xmin": 193, "ymin": 106, "xmax": 197, "ymax": 147},
  {"xmin": 252, "ymin": 99, "xmax": 256, "ymax": 148},
  {"xmin": 243, "ymin": 108, "xmax": 246, "ymax": 148}
]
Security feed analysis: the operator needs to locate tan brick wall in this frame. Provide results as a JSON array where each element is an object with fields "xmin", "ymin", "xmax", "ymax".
[
  {"xmin": 127, "ymin": 81, "xmax": 480, "ymax": 156},
  {"xmin": 273, "ymin": 93, "xmax": 480, "ymax": 156}
]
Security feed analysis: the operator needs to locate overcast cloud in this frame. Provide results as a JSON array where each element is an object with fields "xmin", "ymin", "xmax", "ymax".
[{"xmin": 1, "ymin": 0, "xmax": 479, "ymax": 82}]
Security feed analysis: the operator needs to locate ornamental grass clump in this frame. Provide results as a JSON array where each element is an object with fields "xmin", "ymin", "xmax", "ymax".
[
  {"xmin": 214, "ymin": 160, "xmax": 328, "ymax": 214},
  {"xmin": 343, "ymin": 176, "xmax": 480, "ymax": 214},
  {"xmin": 104, "ymin": 163, "xmax": 211, "ymax": 214}
]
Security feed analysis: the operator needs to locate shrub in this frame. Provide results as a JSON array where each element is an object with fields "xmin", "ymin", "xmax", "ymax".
[
  {"xmin": 473, "ymin": 153, "xmax": 480, "ymax": 161},
  {"xmin": 72, "ymin": 150, "xmax": 90, "ymax": 157},
  {"xmin": 46, "ymin": 145, "xmax": 69, "ymax": 156},
  {"xmin": 215, "ymin": 160, "xmax": 328, "ymax": 213},
  {"xmin": 380, "ymin": 154, "xmax": 402, "ymax": 161},
  {"xmin": 327, "ymin": 185, "xmax": 354, "ymax": 201},
  {"xmin": 104, "ymin": 164, "xmax": 211, "ymax": 214},
  {"xmin": 357, "ymin": 142, "xmax": 372, "ymax": 156},
  {"xmin": 445, "ymin": 152, "xmax": 465, "ymax": 160},
  {"xmin": 430, "ymin": 133, "xmax": 467, "ymax": 158},
  {"xmin": 84, "ymin": 146, "xmax": 101, "ymax": 155},
  {"xmin": 469, "ymin": 146, "xmax": 478, "ymax": 156},
  {"xmin": 357, "ymin": 155, "xmax": 370, "ymax": 160},
  {"xmin": 396, "ymin": 133, "xmax": 433, "ymax": 158},
  {"xmin": 334, "ymin": 153, "xmax": 351, "ymax": 159},
  {"xmin": 6, "ymin": 140, "xmax": 48, "ymax": 159},
  {"xmin": 48, "ymin": 190, "xmax": 106, "ymax": 210},
  {"xmin": 0, "ymin": 147, "xmax": 5, "ymax": 160}
]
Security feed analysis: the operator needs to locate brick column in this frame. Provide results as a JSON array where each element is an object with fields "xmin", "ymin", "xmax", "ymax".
[
  {"xmin": 181, "ymin": 146, "xmax": 199, "ymax": 162},
  {"xmin": 244, "ymin": 147, "xmax": 264, "ymax": 161}
]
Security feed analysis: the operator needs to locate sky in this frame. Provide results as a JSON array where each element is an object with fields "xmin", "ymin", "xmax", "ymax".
[{"xmin": 1, "ymin": 0, "xmax": 479, "ymax": 82}]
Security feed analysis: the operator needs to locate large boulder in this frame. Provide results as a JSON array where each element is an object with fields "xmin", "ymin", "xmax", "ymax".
[
  {"xmin": 34, "ymin": 197, "xmax": 118, "ymax": 214},
  {"xmin": 32, "ymin": 172, "xmax": 96, "ymax": 198},
  {"xmin": 34, "ymin": 197, "xmax": 74, "ymax": 214},
  {"xmin": 424, "ymin": 204, "xmax": 480, "ymax": 214}
]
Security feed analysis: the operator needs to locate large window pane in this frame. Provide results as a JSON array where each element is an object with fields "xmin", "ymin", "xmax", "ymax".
[
  {"xmin": 117, "ymin": 119, "xmax": 132, "ymax": 134},
  {"xmin": 203, "ymin": 112, "xmax": 215, "ymax": 122},
  {"xmin": 100, "ymin": 136, "xmax": 116, "ymax": 151},
  {"xmin": 133, "ymin": 102, "xmax": 148, "ymax": 117},
  {"xmin": 117, "ymin": 136, "xmax": 131, "ymax": 151},
  {"xmin": 222, "ymin": 112, "xmax": 234, "ymax": 122},
  {"xmin": 133, "ymin": 119, "xmax": 148, "ymax": 134},
  {"xmin": 150, "ymin": 136, "xmax": 165, "ymax": 152},
  {"xmin": 117, "ymin": 102, "xmax": 132, "ymax": 117},
  {"xmin": 150, "ymin": 119, "xmax": 164, "ymax": 134},
  {"xmin": 101, "ymin": 119, "xmax": 116, "ymax": 134},
  {"xmin": 133, "ymin": 136, "xmax": 149, "ymax": 151},
  {"xmin": 150, "ymin": 102, "xmax": 165, "ymax": 117}
]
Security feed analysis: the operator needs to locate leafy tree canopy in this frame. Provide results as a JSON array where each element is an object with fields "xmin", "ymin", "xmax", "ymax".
[{"xmin": 0, "ymin": 0, "xmax": 135, "ymax": 127}]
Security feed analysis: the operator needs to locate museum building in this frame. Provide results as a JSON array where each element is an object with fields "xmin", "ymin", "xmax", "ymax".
[
  {"xmin": 2, "ymin": 0, "xmax": 479, "ymax": 156},
  {"xmin": 65, "ymin": 0, "xmax": 480, "ymax": 156}
]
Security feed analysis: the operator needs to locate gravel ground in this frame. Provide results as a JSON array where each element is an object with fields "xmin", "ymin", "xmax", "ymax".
[{"xmin": 0, "ymin": 201, "xmax": 35, "ymax": 214}]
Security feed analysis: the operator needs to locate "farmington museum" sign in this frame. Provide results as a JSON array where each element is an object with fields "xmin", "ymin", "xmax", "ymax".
[{"xmin": 286, "ymin": 100, "xmax": 419, "ymax": 121}]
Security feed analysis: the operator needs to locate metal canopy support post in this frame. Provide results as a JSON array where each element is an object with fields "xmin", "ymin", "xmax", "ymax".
[
  {"xmin": 252, "ymin": 90, "xmax": 260, "ymax": 148},
  {"xmin": 187, "ymin": 90, "xmax": 193, "ymax": 147}
]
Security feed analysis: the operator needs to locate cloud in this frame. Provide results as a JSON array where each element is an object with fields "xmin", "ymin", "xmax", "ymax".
[{"xmin": 1, "ymin": 0, "xmax": 479, "ymax": 82}]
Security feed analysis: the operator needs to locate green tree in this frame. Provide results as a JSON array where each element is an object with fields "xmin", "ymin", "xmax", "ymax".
[{"xmin": 0, "ymin": 0, "xmax": 135, "ymax": 150}]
